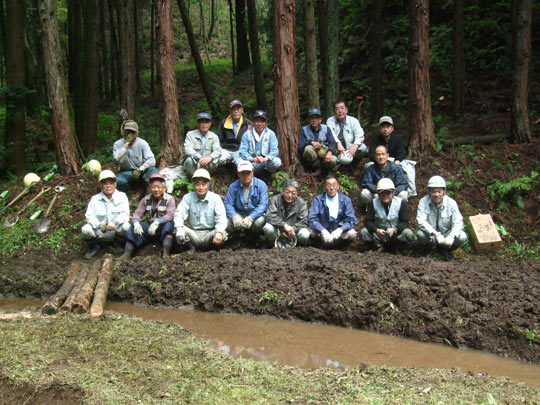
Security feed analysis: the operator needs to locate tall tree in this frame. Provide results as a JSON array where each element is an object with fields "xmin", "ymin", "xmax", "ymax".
[
  {"xmin": 228, "ymin": 0, "xmax": 235, "ymax": 75},
  {"xmin": 207, "ymin": 0, "xmax": 215, "ymax": 39},
  {"xmin": 369, "ymin": 0, "xmax": 383, "ymax": 124},
  {"xmin": 510, "ymin": 0, "xmax": 532, "ymax": 143},
  {"xmin": 155, "ymin": 0, "xmax": 182, "ymax": 168},
  {"xmin": 318, "ymin": 0, "xmax": 338, "ymax": 117},
  {"xmin": 234, "ymin": 0, "xmax": 250, "ymax": 72},
  {"xmin": 407, "ymin": 0, "xmax": 435, "ymax": 159},
  {"xmin": 79, "ymin": 0, "xmax": 99, "ymax": 155},
  {"xmin": 68, "ymin": 0, "xmax": 83, "ymax": 140},
  {"xmin": 99, "ymin": 0, "xmax": 110, "ymax": 101},
  {"xmin": 118, "ymin": 0, "xmax": 136, "ymax": 118},
  {"xmin": 37, "ymin": 0, "xmax": 81, "ymax": 175},
  {"xmin": 176, "ymin": 0, "xmax": 218, "ymax": 117},
  {"xmin": 107, "ymin": 0, "xmax": 120, "ymax": 101},
  {"xmin": 134, "ymin": 0, "xmax": 141, "ymax": 94},
  {"xmin": 273, "ymin": 0, "xmax": 300, "ymax": 170},
  {"xmin": 452, "ymin": 0, "xmax": 464, "ymax": 116},
  {"xmin": 303, "ymin": 0, "xmax": 319, "ymax": 109},
  {"xmin": 4, "ymin": 0, "xmax": 26, "ymax": 174},
  {"xmin": 150, "ymin": 0, "xmax": 155, "ymax": 98},
  {"xmin": 246, "ymin": 0, "xmax": 268, "ymax": 110}
]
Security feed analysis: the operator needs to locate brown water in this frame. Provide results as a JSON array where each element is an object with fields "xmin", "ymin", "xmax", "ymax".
[{"xmin": 2, "ymin": 298, "xmax": 540, "ymax": 388}]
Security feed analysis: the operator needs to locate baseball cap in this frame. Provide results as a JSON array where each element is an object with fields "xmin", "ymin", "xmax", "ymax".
[
  {"xmin": 237, "ymin": 160, "xmax": 254, "ymax": 172},
  {"xmin": 378, "ymin": 116, "xmax": 394, "ymax": 125},
  {"xmin": 253, "ymin": 110, "xmax": 267, "ymax": 120},
  {"xmin": 229, "ymin": 99, "xmax": 243, "ymax": 108},
  {"xmin": 123, "ymin": 120, "xmax": 139, "ymax": 132},
  {"xmin": 307, "ymin": 108, "xmax": 322, "ymax": 117},
  {"xmin": 197, "ymin": 112, "xmax": 212, "ymax": 121}
]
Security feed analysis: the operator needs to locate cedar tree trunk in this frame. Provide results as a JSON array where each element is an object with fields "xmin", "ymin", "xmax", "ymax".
[
  {"xmin": 246, "ymin": 0, "xmax": 268, "ymax": 110},
  {"xmin": 370, "ymin": 0, "xmax": 383, "ymax": 124},
  {"xmin": 303, "ymin": 0, "xmax": 319, "ymax": 109},
  {"xmin": 118, "ymin": 0, "xmax": 136, "ymax": 118},
  {"xmin": 235, "ymin": 0, "xmax": 250, "ymax": 72},
  {"xmin": 452, "ymin": 0, "xmax": 464, "ymax": 116}
]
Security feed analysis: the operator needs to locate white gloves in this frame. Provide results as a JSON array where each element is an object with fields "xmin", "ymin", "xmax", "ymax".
[
  {"xmin": 331, "ymin": 228, "xmax": 343, "ymax": 241},
  {"xmin": 321, "ymin": 229, "xmax": 333, "ymax": 244},
  {"xmin": 241, "ymin": 216, "xmax": 253, "ymax": 230},
  {"xmin": 443, "ymin": 235, "xmax": 455, "ymax": 248},
  {"xmin": 435, "ymin": 233, "xmax": 446, "ymax": 245},
  {"xmin": 176, "ymin": 226, "xmax": 187, "ymax": 242},
  {"xmin": 148, "ymin": 220, "xmax": 160, "ymax": 236},
  {"xmin": 133, "ymin": 222, "xmax": 144, "ymax": 236},
  {"xmin": 232, "ymin": 215, "xmax": 243, "ymax": 229}
]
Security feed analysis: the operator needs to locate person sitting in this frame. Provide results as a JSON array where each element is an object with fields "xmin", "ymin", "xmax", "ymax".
[
  {"xmin": 417, "ymin": 175, "xmax": 468, "ymax": 261},
  {"xmin": 360, "ymin": 145, "xmax": 409, "ymax": 205},
  {"xmin": 224, "ymin": 160, "xmax": 268, "ymax": 247},
  {"xmin": 81, "ymin": 170, "xmax": 130, "ymax": 259},
  {"xmin": 309, "ymin": 174, "xmax": 357, "ymax": 249},
  {"xmin": 298, "ymin": 108, "xmax": 339, "ymax": 175},
  {"xmin": 326, "ymin": 99, "xmax": 368, "ymax": 166},
  {"xmin": 182, "ymin": 112, "xmax": 227, "ymax": 178},
  {"xmin": 174, "ymin": 169, "xmax": 227, "ymax": 252},
  {"xmin": 120, "ymin": 173, "xmax": 176, "ymax": 259},
  {"xmin": 218, "ymin": 99, "xmax": 253, "ymax": 165},
  {"xmin": 263, "ymin": 179, "xmax": 310, "ymax": 248},
  {"xmin": 112, "ymin": 120, "xmax": 159, "ymax": 190},
  {"xmin": 239, "ymin": 110, "xmax": 282, "ymax": 180},
  {"xmin": 360, "ymin": 178, "xmax": 414, "ymax": 253}
]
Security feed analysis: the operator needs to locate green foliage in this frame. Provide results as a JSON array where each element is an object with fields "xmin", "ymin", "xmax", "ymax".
[
  {"xmin": 507, "ymin": 240, "xmax": 540, "ymax": 260},
  {"xmin": 524, "ymin": 327, "xmax": 540, "ymax": 346},
  {"xmin": 270, "ymin": 171, "xmax": 289, "ymax": 193},
  {"xmin": 336, "ymin": 173, "xmax": 359, "ymax": 196},
  {"xmin": 259, "ymin": 289, "xmax": 281, "ymax": 305},
  {"xmin": 445, "ymin": 176, "xmax": 463, "ymax": 197},
  {"xmin": 173, "ymin": 177, "xmax": 194, "ymax": 196},
  {"xmin": 435, "ymin": 126, "xmax": 452, "ymax": 153},
  {"xmin": 487, "ymin": 171, "xmax": 539, "ymax": 210}
]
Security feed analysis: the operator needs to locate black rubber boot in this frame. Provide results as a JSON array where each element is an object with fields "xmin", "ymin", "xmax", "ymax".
[
  {"xmin": 119, "ymin": 241, "xmax": 135, "ymax": 261},
  {"xmin": 84, "ymin": 240, "xmax": 100, "ymax": 260}
]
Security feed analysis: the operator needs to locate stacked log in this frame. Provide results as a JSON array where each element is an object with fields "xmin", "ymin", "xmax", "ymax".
[
  {"xmin": 90, "ymin": 256, "xmax": 114, "ymax": 318},
  {"xmin": 41, "ymin": 261, "xmax": 82, "ymax": 314},
  {"xmin": 72, "ymin": 259, "xmax": 102, "ymax": 313}
]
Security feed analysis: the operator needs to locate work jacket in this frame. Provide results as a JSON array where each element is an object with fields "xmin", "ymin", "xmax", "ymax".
[
  {"xmin": 365, "ymin": 197, "xmax": 409, "ymax": 233},
  {"xmin": 224, "ymin": 177, "xmax": 269, "ymax": 220},
  {"xmin": 265, "ymin": 194, "xmax": 309, "ymax": 232},
  {"xmin": 183, "ymin": 129, "xmax": 222, "ymax": 162},
  {"xmin": 416, "ymin": 195, "xmax": 464, "ymax": 237},
  {"xmin": 132, "ymin": 193, "xmax": 175, "ymax": 224},
  {"xmin": 326, "ymin": 115, "xmax": 365, "ymax": 149},
  {"xmin": 298, "ymin": 124, "xmax": 338, "ymax": 155},
  {"xmin": 361, "ymin": 161, "xmax": 408, "ymax": 194},
  {"xmin": 85, "ymin": 190, "xmax": 130, "ymax": 229},
  {"xmin": 308, "ymin": 192, "xmax": 357, "ymax": 233},
  {"xmin": 369, "ymin": 133, "xmax": 407, "ymax": 162},
  {"xmin": 218, "ymin": 115, "xmax": 253, "ymax": 151},
  {"xmin": 239, "ymin": 127, "xmax": 279, "ymax": 161}
]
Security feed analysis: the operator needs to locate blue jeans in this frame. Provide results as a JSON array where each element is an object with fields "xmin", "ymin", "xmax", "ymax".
[
  {"xmin": 117, "ymin": 167, "xmax": 159, "ymax": 189},
  {"xmin": 126, "ymin": 221, "xmax": 174, "ymax": 247}
]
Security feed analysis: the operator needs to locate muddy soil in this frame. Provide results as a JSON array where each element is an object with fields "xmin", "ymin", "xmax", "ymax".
[{"xmin": 0, "ymin": 376, "xmax": 84, "ymax": 405}]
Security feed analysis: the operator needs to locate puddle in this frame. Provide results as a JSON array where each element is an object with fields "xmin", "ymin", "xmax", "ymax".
[{"xmin": 2, "ymin": 298, "xmax": 539, "ymax": 388}]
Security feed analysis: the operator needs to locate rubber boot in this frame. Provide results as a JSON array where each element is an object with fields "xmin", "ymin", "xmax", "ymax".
[
  {"xmin": 113, "ymin": 236, "xmax": 125, "ymax": 254},
  {"xmin": 441, "ymin": 248, "xmax": 454, "ymax": 262},
  {"xmin": 119, "ymin": 241, "xmax": 135, "ymax": 261},
  {"xmin": 162, "ymin": 235, "xmax": 173, "ymax": 258},
  {"xmin": 84, "ymin": 240, "xmax": 100, "ymax": 260},
  {"xmin": 185, "ymin": 242, "xmax": 196, "ymax": 254}
]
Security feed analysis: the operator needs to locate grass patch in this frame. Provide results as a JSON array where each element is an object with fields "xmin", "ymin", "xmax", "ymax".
[{"xmin": 0, "ymin": 312, "xmax": 538, "ymax": 404}]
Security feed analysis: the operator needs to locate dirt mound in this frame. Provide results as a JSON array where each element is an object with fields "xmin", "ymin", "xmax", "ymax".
[{"xmin": 0, "ymin": 375, "xmax": 84, "ymax": 404}]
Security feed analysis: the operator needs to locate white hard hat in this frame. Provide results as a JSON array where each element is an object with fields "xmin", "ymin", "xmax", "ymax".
[
  {"xmin": 192, "ymin": 168, "xmax": 211, "ymax": 181},
  {"xmin": 377, "ymin": 178, "xmax": 395, "ymax": 192},
  {"xmin": 98, "ymin": 169, "xmax": 117, "ymax": 183},
  {"xmin": 23, "ymin": 173, "xmax": 40, "ymax": 187},
  {"xmin": 338, "ymin": 151, "xmax": 353, "ymax": 164},
  {"xmin": 86, "ymin": 160, "xmax": 102, "ymax": 176},
  {"xmin": 427, "ymin": 175, "xmax": 446, "ymax": 188}
]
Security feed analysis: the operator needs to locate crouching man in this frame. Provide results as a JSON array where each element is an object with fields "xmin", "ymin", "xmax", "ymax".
[
  {"xmin": 360, "ymin": 178, "xmax": 413, "ymax": 253},
  {"xmin": 309, "ymin": 174, "xmax": 357, "ymax": 248},
  {"xmin": 174, "ymin": 169, "xmax": 227, "ymax": 252},
  {"xmin": 120, "ymin": 173, "xmax": 176, "ymax": 259},
  {"xmin": 263, "ymin": 179, "xmax": 310, "ymax": 248},
  {"xmin": 81, "ymin": 170, "xmax": 130, "ymax": 259},
  {"xmin": 417, "ymin": 175, "xmax": 468, "ymax": 261},
  {"xmin": 224, "ymin": 160, "xmax": 268, "ymax": 248}
]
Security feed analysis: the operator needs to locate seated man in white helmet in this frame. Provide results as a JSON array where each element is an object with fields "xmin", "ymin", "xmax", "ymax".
[
  {"xmin": 120, "ymin": 173, "xmax": 176, "ymax": 260},
  {"xmin": 81, "ymin": 170, "xmax": 130, "ymax": 259},
  {"xmin": 174, "ymin": 169, "xmax": 228, "ymax": 252},
  {"xmin": 263, "ymin": 179, "xmax": 310, "ymax": 248},
  {"xmin": 417, "ymin": 175, "xmax": 468, "ymax": 261},
  {"xmin": 360, "ymin": 178, "xmax": 414, "ymax": 253}
]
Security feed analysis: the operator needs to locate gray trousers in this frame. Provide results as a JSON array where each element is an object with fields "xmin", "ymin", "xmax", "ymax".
[
  {"xmin": 262, "ymin": 223, "xmax": 310, "ymax": 247},
  {"xmin": 417, "ymin": 229, "xmax": 468, "ymax": 250},
  {"xmin": 360, "ymin": 227, "xmax": 414, "ymax": 247},
  {"xmin": 303, "ymin": 145, "xmax": 339, "ymax": 171}
]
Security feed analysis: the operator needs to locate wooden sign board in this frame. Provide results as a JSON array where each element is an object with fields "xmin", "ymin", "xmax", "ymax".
[{"xmin": 467, "ymin": 214, "xmax": 502, "ymax": 253}]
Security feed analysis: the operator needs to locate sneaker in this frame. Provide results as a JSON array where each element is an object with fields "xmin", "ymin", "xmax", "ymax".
[{"xmin": 84, "ymin": 245, "xmax": 99, "ymax": 260}]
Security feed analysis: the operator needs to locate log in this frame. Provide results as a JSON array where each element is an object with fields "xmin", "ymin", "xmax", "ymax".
[
  {"xmin": 61, "ymin": 262, "xmax": 91, "ymax": 312},
  {"xmin": 41, "ymin": 261, "xmax": 82, "ymax": 314},
  {"xmin": 71, "ymin": 259, "xmax": 102, "ymax": 314},
  {"xmin": 442, "ymin": 134, "xmax": 508, "ymax": 149},
  {"xmin": 90, "ymin": 254, "xmax": 114, "ymax": 318}
]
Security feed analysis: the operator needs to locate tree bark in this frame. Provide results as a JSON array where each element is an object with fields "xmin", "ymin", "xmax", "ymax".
[
  {"xmin": 156, "ymin": 0, "xmax": 182, "ymax": 168},
  {"xmin": 369, "ymin": 0, "xmax": 383, "ymax": 124},
  {"xmin": 319, "ymin": 0, "xmax": 338, "ymax": 117},
  {"xmin": 37, "ymin": 0, "xmax": 81, "ymax": 175},
  {"xmin": 407, "ymin": 0, "xmax": 435, "ymax": 159},
  {"xmin": 303, "ymin": 0, "xmax": 319, "ymax": 109},
  {"xmin": 317, "ymin": 0, "xmax": 328, "ymax": 115},
  {"xmin": 207, "ymin": 0, "xmax": 215, "ymax": 39},
  {"xmin": 273, "ymin": 0, "xmax": 300, "ymax": 171},
  {"xmin": 228, "ymin": 0, "xmax": 235, "ymax": 75},
  {"xmin": 0, "ymin": 0, "xmax": 6, "ymax": 88},
  {"xmin": 176, "ymin": 0, "xmax": 218, "ymax": 117},
  {"xmin": 99, "ymin": 0, "xmax": 110, "ymax": 102},
  {"xmin": 234, "ymin": 0, "xmax": 250, "ymax": 72},
  {"xmin": 246, "ymin": 0, "xmax": 268, "ymax": 110},
  {"xmin": 80, "ymin": 0, "xmax": 99, "ymax": 156},
  {"xmin": 150, "ymin": 0, "xmax": 155, "ymax": 98},
  {"xmin": 108, "ymin": 0, "xmax": 119, "ymax": 101},
  {"xmin": 68, "ymin": 0, "xmax": 83, "ymax": 145},
  {"xmin": 61, "ymin": 263, "xmax": 89, "ymax": 311},
  {"xmin": 5, "ymin": 0, "xmax": 26, "ymax": 175},
  {"xmin": 118, "ymin": 0, "xmax": 136, "ymax": 118},
  {"xmin": 134, "ymin": 0, "xmax": 141, "ymax": 94},
  {"xmin": 90, "ymin": 255, "xmax": 114, "ymax": 318},
  {"xmin": 72, "ymin": 260, "xmax": 101, "ymax": 314},
  {"xmin": 452, "ymin": 0, "xmax": 464, "ymax": 116},
  {"xmin": 41, "ymin": 261, "xmax": 82, "ymax": 315},
  {"xmin": 510, "ymin": 0, "xmax": 532, "ymax": 144}
]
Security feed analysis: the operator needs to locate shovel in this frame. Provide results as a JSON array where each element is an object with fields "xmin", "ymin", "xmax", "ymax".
[
  {"xmin": 34, "ymin": 186, "xmax": 65, "ymax": 233},
  {"xmin": 3, "ymin": 187, "xmax": 51, "ymax": 227},
  {"xmin": 0, "ymin": 185, "xmax": 33, "ymax": 216}
]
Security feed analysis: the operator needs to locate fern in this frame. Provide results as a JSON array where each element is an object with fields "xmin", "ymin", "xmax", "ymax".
[{"xmin": 488, "ymin": 171, "xmax": 539, "ymax": 210}]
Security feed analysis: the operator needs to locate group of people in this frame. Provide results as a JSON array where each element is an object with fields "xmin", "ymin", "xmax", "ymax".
[{"xmin": 81, "ymin": 99, "xmax": 468, "ymax": 261}]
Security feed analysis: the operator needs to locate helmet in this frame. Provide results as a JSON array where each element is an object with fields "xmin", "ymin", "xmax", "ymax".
[
  {"xmin": 23, "ymin": 173, "xmax": 40, "ymax": 187},
  {"xmin": 338, "ymin": 151, "xmax": 353, "ymax": 164},
  {"xmin": 98, "ymin": 169, "xmax": 117, "ymax": 183},
  {"xmin": 86, "ymin": 160, "xmax": 102, "ymax": 176},
  {"xmin": 316, "ymin": 147, "xmax": 328, "ymax": 159},
  {"xmin": 192, "ymin": 168, "xmax": 211, "ymax": 181},
  {"xmin": 427, "ymin": 175, "xmax": 446, "ymax": 188},
  {"xmin": 275, "ymin": 235, "xmax": 297, "ymax": 249},
  {"xmin": 377, "ymin": 178, "xmax": 395, "ymax": 192},
  {"xmin": 149, "ymin": 173, "xmax": 166, "ymax": 183}
]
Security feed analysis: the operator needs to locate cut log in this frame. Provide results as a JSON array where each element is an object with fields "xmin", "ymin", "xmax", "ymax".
[
  {"xmin": 90, "ymin": 255, "xmax": 114, "ymax": 318},
  {"xmin": 41, "ymin": 261, "xmax": 82, "ymax": 314},
  {"xmin": 61, "ymin": 262, "xmax": 91, "ymax": 312},
  {"xmin": 442, "ymin": 134, "xmax": 508, "ymax": 149},
  {"xmin": 71, "ymin": 259, "xmax": 102, "ymax": 314}
]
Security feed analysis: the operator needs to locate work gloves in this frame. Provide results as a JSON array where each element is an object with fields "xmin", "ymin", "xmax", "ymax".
[
  {"xmin": 99, "ymin": 221, "xmax": 116, "ymax": 232},
  {"xmin": 148, "ymin": 220, "xmax": 160, "ymax": 236},
  {"xmin": 435, "ymin": 233, "xmax": 446, "ymax": 246},
  {"xmin": 330, "ymin": 228, "xmax": 343, "ymax": 241},
  {"xmin": 176, "ymin": 226, "xmax": 187, "ymax": 243},
  {"xmin": 241, "ymin": 216, "xmax": 253, "ymax": 230},
  {"xmin": 132, "ymin": 169, "xmax": 142, "ymax": 180},
  {"xmin": 232, "ymin": 215, "xmax": 243, "ymax": 229},
  {"xmin": 321, "ymin": 229, "xmax": 333, "ymax": 244},
  {"xmin": 443, "ymin": 235, "xmax": 455, "ymax": 248},
  {"xmin": 133, "ymin": 222, "xmax": 144, "ymax": 236}
]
